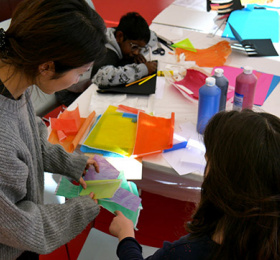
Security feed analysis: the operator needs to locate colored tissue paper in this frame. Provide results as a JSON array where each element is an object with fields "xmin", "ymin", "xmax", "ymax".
[
  {"xmin": 171, "ymin": 38, "xmax": 196, "ymax": 52},
  {"xmin": 55, "ymin": 177, "xmax": 82, "ymax": 199},
  {"xmin": 55, "ymin": 177, "xmax": 122, "ymax": 199},
  {"xmin": 175, "ymin": 40, "xmax": 232, "ymax": 67},
  {"xmin": 98, "ymin": 172, "xmax": 142, "ymax": 228},
  {"xmin": 83, "ymin": 155, "xmax": 120, "ymax": 181},
  {"xmin": 48, "ymin": 107, "xmax": 96, "ymax": 153},
  {"xmin": 82, "ymin": 105, "xmax": 137, "ymax": 157},
  {"xmin": 174, "ymin": 68, "xmax": 209, "ymax": 100},
  {"xmin": 79, "ymin": 179, "xmax": 122, "ymax": 199},
  {"xmin": 132, "ymin": 112, "xmax": 175, "ymax": 158}
]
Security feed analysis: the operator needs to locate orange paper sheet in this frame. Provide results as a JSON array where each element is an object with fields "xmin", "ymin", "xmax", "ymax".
[
  {"xmin": 175, "ymin": 40, "xmax": 231, "ymax": 67},
  {"xmin": 48, "ymin": 109, "xmax": 96, "ymax": 153},
  {"xmin": 132, "ymin": 112, "xmax": 175, "ymax": 158}
]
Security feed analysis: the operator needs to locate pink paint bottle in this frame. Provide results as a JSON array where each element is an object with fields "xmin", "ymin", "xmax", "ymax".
[{"xmin": 233, "ymin": 66, "xmax": 257, "ymax": 111}]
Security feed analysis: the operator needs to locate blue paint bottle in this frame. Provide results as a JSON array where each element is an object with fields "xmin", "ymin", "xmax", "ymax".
[{"xmin": 197, "ymin": 77, "xmax": 221, "ymax": 134}]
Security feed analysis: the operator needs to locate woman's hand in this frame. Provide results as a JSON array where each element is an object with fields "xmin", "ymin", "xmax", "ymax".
[
  {"xmin": 109, "ymin": 210, "xmax": 135, "ymax": 241},
  {"xmin": 79, "ymin": 156, "xmax": 99, "ymax": 189},
  {"xmin": 84, "ymin": 156, "xmax": 99, "ymax": 174},
  {"xmin": 89, "ymin": 192, "xmax": 98, "ymax": 204}
]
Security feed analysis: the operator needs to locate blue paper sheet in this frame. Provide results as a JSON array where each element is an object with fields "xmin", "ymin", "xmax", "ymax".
[{"xmin": 222, "ymin": 8, "xmax": 279, "ymax": 43}]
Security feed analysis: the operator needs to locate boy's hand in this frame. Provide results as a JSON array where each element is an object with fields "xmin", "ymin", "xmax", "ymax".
[
  {"xmin": 145, "ymin": 61, "xmax": 157, "ymax": 75},
  {"xmin": 134, "ymin": 54, "xmax": 146, "ymax": 64}
]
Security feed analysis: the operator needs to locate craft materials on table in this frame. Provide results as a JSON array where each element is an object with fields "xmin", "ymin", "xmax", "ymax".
[{"xmin": 82, "ymin": 105, "xmax": 175, "ymax": 158}]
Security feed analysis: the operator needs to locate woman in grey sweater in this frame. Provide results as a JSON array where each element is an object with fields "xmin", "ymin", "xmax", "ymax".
[{"xmin": 0, "ymin": 0, "xmax": 107, "ymax": 259}]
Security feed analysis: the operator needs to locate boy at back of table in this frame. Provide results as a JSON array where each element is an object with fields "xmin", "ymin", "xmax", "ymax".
[{"xmin": 55, "ymin": 12, "xmax": 158, "ymax": 106}]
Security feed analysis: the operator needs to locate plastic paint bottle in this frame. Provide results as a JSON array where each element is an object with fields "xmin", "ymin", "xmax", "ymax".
[
  {"xmin": 213, "ymin": 68, "xmax": 228, "ymax": 111},
  {"xmin": 233, "ymin": 66, "xmax": 257, "ymax": 111},
  {"xmin": 197, "ymin": 77, "xmax": 221, "ymax": 134}
]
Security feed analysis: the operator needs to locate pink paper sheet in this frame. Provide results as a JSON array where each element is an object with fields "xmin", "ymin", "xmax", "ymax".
[{"xmin": 212, "ymin": 66, "xmax": 274, "ymax": 106}]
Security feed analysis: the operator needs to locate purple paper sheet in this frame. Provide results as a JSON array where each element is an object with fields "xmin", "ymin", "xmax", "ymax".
[
  {"xmin": 84, "ymin": 155, "xmax": 120, "ymax": 181},
  {"xmin": 111, "ymin": 187, "xmax": 142, "ymax": 212}
]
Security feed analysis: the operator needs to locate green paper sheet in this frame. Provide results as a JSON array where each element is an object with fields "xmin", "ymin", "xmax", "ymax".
[
  {"xmin": 55, "ymin": 177, "xmax": 82, "ymax": 198},
  {"xmin": 172, "ymin": 38, "xmax": 196, "ymax": 52},
  {"xmin": 55, "ymin": 177, "xmax": 121, "ymax": 199},
  {"xmin": 79, "ymin": 179, "xmax": 122, "ymax": 199}
]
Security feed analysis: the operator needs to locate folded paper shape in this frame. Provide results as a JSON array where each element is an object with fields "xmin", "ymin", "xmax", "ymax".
[
  {"xmin": 222, "ymin": 8, "xmax": 279, "ymax": 43},
  {"xmin": 175, "ymin": 40, "xmax": 231, "ymax": 67},
  {"xmin": 174, "ymin": 69, "xmax": 208, "ymax": 100},
  {"xmin": 172, "ymin": 38, "xmax": 196, "ymax": 52},
  {"xmin": 48, "ymin": 107, "xmax": 96, "ymax": 153}
]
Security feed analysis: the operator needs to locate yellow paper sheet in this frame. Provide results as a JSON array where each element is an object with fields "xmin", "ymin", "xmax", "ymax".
[
  {"xmin": 83, "ymin": 106, "xmax": 137, "ymax": 156},
  {"xmin": 79, "ymin": 179, "xmax": 122, "ymax": 199}
]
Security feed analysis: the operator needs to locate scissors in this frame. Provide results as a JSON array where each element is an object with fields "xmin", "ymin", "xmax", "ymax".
[{"xmin": 152, "ymin": 42, "xmax": 165, "ymax": 56}]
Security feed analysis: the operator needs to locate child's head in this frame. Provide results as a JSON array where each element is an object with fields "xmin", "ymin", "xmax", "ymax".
[
  {"xmin": 0, "ymin": 0, "xmax": 107, "ymax": 89},
  {"xmin": 115, "ymin": 12, "xmax": 150, "ymax": 59},
  {"xmin": 189, "ymin": 109, "xmax": 280, "ymax": 258}
]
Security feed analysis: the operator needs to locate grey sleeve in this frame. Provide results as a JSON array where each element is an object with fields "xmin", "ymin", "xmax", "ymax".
[{"xmin": 0, "ymin": 189, "xmax": 99, "ymax": 255}]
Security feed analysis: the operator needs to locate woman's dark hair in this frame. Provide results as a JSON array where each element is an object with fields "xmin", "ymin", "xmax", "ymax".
[
  {"xmin": 188, "ymin": 110, "xmax": 280, "ymax": 259},
  {"xmin": 1, "ymin": 0, "xmax": 107, "ymax": 80},
  {"xmin": 115, "ymin": 12, "xmax": 150, "ymax": 43}
]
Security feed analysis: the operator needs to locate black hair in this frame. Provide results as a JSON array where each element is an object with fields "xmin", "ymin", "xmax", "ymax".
[
  {"xmin": 1, "ymin": 0, "xmax": 107, "ymax": 80},
  {"xmin": 115, "ymin": 12, "xmax": 150, "ymax": 44}
]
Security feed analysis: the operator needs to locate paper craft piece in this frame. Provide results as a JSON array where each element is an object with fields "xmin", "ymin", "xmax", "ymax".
[
  {"xmin": 174, "ymin": 69, "xmax": 208, "ymax": 100},
  {"xmin": 83, "ymin": 155, "xmax": 120, "ymax": 181},
  {"xmin": 110, "ymin": 187, "xmax": 142, "ymax": 212},
  {"xmin": 175, "ymin": 41, "xmax": 231, "ymax": 67},
  {"xmin": 55, "ymin": 177, "xmax": 82, "ymax": 199},
  {"xmin": 222, "ymin": 8, "xmax": 279, "ymax": 42},
  {"xmin": 132, "ymin": 112, "xmax": 175, "ymax": 157},
  {"xmin": 98, "ymin": 172, "xmax": 142, "ymax": 228},
  {"xmin": 83, "ymin": 106, "xmax": 137, "ymax": 156},
  {"xmin": 79, "ymin": 179, "xmax": 122, "ymax": 199},
  {"xmin": 57, "ymin": 130, "xmax": 67, "ymax": 142},
  {"xmin": 172, "ymin": 38, "xmax": 196, "ymax": 52},
  {"xmin": 211, "ymin": 65, "xmax": 278, "ymax": 106},
  {"xmin": 55, "ymin": 177, "xmax": 122, "ymax": 199},
  {"xmin": 48, "ymin": 108, "xmax": 96, "ymax": 153}
]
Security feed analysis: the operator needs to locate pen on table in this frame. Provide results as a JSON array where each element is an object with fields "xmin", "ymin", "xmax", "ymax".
[
  {"xmin": 163, "ymin": 141, "xmax": 188, "ymax": 153},
  {"xmin": 138, "ymin": 74, "xmax": 156, "ymax": 85},
  {"xmin": 125, "ymin": 75, "xmax": 152, "ymax": 87}
]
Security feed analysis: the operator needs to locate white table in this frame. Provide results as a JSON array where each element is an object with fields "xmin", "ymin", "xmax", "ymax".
[{"xmin": 70, "ymin": 14, "xmax": 280, "ymax": 203}]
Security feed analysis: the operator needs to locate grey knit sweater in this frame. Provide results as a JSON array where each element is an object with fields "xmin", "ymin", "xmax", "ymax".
[{"xmin": 0, "ymin": 88, "xmax": 100, "ymax": 259}]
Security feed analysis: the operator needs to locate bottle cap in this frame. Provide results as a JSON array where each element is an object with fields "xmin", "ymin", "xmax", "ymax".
[
  {"xmin": 205, "ymin": 77, "xmax": 216, "ymax": 87},
  {"xmin": 214, "ymin": 68, "xmax": 224, "ymax": 77},
  {"xmin": 243, "ymin": 66, "xmax": 253, "ymax": 74}
]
